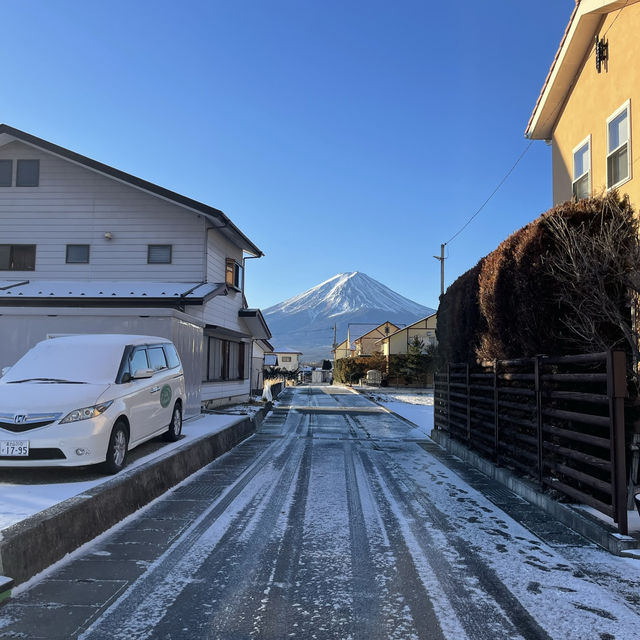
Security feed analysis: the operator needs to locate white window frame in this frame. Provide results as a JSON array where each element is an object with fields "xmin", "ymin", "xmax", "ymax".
[
  {"xmin": 572, "ymin": 135, "xmax": 591, "ymax": 200},
  {"xmin": 606, "ymin": 99, "xmax": 631, "ymax": 190}
]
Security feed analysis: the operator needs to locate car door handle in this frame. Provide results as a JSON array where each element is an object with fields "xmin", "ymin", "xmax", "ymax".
[{"xmin": 150, "ymin": 386, "xmax": 160, "ymax": 393}]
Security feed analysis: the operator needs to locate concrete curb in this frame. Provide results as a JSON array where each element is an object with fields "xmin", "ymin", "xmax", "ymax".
[
  {"xmin": 430, "ymin": 428, "xmax": 639, "ymax": 556},
  {"xmin": 0, "ymin": 406, "xmax": 273, "ymax": 587}
]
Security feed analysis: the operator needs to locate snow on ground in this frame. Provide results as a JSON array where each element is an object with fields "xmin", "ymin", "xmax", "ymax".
[
  {"xmin": 358, "ymin": 388, "xmax": 434, "ymax": 438},
  {"xmin": 0, "ymin": 412, "xmax": 248, "ymax": 531},
  {"xmin": 203, "ymin": 396, "xmax": 266, "ymax": 419}
]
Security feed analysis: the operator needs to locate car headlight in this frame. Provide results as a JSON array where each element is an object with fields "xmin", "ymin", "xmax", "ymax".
[{"xmin": 60, "ymin": 401, "xmax": 113, "ymax": 424}]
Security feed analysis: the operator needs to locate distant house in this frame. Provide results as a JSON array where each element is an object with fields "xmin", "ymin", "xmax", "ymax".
[
  {"xmin": 332, "ymin": 321, "xmax": 399, "ymax": 360},
  {"xmin": 353, "ymin": 321, "xmax": 399, "ymax": 357},
  {"xmin": 377, "ymin": 313, "xmax": 437, "ymax": 357},
  {"xmin": 526, "ymin": 0, "xmax": 640, "ymax": 207},
  {"xmin": 0, "ymin": 125, "xmax": 271, "ymax": 414},
  {"xmin": 332, "ymin": 338, "xmax": 354, "ymax": 360},
  {"xmin": 269, "ymin": 349, "xmax": 303, "ymax": 372}
]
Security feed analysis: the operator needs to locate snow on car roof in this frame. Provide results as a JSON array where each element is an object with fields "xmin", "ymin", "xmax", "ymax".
[
  {"xmin": 1, "ymin": 335, "xmax": 172, "ymax": 384},
  {"xmin": 45, "ymin": 334, "xmax": 171, "ymax": 346}
]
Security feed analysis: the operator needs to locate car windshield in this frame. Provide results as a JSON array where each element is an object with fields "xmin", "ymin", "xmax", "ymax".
[{"xmin": 2, "ymin": 338, "xmax": 125, "ymax": 385}]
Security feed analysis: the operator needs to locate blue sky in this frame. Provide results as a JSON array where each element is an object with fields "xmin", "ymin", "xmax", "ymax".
[{"xmin": 1, "ymin": 1, "xmax": 574, "ymax": 310}]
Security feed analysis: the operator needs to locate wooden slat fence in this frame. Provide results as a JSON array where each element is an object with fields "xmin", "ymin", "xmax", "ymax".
[{"xmin": 434, "ymin": 351, "xmax": 628, "ymax": 534}]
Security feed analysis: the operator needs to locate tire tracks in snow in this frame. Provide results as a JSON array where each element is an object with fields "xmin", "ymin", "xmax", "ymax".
[
  {"xmin": 358, "ymin": 441, "xmax": 552, "ymax": 640},
  {"xmin": 80, "ymin": 409, "xmax": 307, "ymax": 639}
]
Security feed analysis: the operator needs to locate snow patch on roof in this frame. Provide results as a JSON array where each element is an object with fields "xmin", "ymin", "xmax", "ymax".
[{"xmin": 0, "ymin": 280, "xmax": 221, "ymax": 299}]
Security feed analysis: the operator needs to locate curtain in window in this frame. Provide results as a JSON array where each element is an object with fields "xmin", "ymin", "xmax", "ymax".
[
  {"xmin": 207, "ymin": 338, "xmax": 223, "ymax": 381},
  {"xmin": 228, "ymin": 342, "xmax": 239, "ymax": 379}
]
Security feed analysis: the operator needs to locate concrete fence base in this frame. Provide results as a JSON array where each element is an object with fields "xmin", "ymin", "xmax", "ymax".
[{"xmin": 430, "ymin": 428, "xmax": 639, "ymax": 556}]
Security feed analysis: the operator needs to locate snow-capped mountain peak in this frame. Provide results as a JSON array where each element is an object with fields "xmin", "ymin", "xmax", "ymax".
[
  {"xmin": 263, "ymin": 272, "xmax": 435, "ymax": 359},
  {"xmin": 266, "ymin": 272, "xmax": 427, "ymax": 319}
]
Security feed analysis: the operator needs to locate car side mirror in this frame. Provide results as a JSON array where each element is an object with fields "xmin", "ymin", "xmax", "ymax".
[{"xmin": 132, "ymin": 368, "xmax": 154, "ymax": 380}]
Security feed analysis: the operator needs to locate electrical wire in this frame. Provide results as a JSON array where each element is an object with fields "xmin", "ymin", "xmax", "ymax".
[
  {"xmin": 444, "ymin": 140, "xmax": 534, "ymax": 245},
  {"xmin": 441, "ymin": 0, "xmax": 629, "ymax": 249},
  {"xmin": 602, "ymin": 0, "xmax": 629, "ymax": 39}
]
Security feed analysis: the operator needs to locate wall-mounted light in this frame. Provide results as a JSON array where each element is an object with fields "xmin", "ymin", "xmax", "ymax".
[
  {"xmin": 595, "ymin": 36, "xmax": 608, "ymax": 73},
  {"xmin": 104, "ymin": 232, "xmax": 113, "ymax": 240}
]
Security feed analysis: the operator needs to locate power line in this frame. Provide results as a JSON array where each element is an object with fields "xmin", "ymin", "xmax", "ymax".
[
  {"xmin": 602, "ymin": 0, "xmax": 629, "ymax": 39},
  {"xmin": 444, "ymin": 140, "xmax": 534, "ymax": 246},
  {"xmin": 439, "ymin": 1, "xmax": 624, "ymax": 254}
]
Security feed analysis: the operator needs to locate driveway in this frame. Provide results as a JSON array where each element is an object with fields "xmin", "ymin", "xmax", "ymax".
[{"xmin": 1, "ymin": 385, "xmax": 639, "ymax": 639}]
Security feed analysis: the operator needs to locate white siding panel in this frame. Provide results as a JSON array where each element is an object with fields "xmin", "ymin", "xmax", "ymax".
[
  {"xmin": 206, "ymin": 227, "xmax": 243, "ymax": 284},
  {"xmin": 201, "ymin": 379, "xmax": 250, "ymax": 402},
  {"xmin": 0, "ymin": 141, "xmax": 207, "ymax": 281},
  {"xmin": 200, "ymin": 291, "xmax": 246, "ymax": 333}
]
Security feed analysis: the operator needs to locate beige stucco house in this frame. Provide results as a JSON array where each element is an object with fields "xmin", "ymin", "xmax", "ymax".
[
  {"xmin": 353, "ymin": 322, "xmax": 399, "ymax": 357},
  {"xmin": 332, "ymin": 338, "xmax": 354, "ymax": 361},
  {"xmin": 377, "ymin": 313, "xmax": 437, "ymax": 357},
  {"xmin": 526, "ymin": 0, "xmax": 640, "ymax": 207}
]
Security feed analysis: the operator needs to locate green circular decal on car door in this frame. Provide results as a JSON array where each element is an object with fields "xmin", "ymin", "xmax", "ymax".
[{"xmin": 160, "ymin": 384, "xmax": 172, "ymax": 408}]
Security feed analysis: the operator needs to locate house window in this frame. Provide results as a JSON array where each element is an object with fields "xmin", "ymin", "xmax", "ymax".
[
  {"xmin": 0, "ymin": 160, "xmax": 12, "ymax": 187},
  {"xmin": 16, "ymin": 159, "xmax": 39, "ymax": 187},
  {"xmin": 281, "ymin": 356, "xmax": 292, "ymax": 363},
  {"xmin": 572, "ymin": 137, "xmax": 590, "ymax": 200},
  {"xmin": 205, "ymin": 337, "xmax": 224, "ymax": 381},
  {"xmin": 66, "ymin": 244, "xmax": 90, "ymax": 264},
  {"xmin": 607, "ymin": 101, "xmax": 631, "ymax": 189},
  {"xmin": 225, "ymin": 258, "xmax": 243, "ymax": 290},
  {"xmin": 148, "ymin": 244, "xmax": 172, "ymax": 264},
  {"xmin": 0, "ymin": 244, "xmax": 36, "ymax": 271},
  {"xmin": 203, "ymin": 337, "xmax": 248, "ymax": 381}
]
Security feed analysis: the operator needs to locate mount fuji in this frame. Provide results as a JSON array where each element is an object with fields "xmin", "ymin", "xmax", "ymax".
[{"xmin": 263, "ymin": 272, "xmax": 436, "ymax": 361}]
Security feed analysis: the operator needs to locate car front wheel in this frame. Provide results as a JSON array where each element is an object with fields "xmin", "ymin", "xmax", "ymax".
[
  {"xmin": 103, "ymin": 420, "xmax": 129, "ymax": 474},
  {"xmin": 165, "ymin": 403, "xmax": 183, "ymax": 442}
]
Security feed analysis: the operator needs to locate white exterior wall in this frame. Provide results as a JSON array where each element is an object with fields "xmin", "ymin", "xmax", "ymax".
[
  {"xmin": 0, "ymin": 141, "xmax": 207, "ymax": 281},
  {"xmin": 0, "ymin": 307, "xmax": 204, "ymax": 416},
  {"xmin": 206, "ymin": 228, "xmax": 243, "ymax": 284},
  {"xmin": 196, "ymin": 290, "xmax": 247, "ymax": 332},
  {"xmin": 200, "ymin": 228, "xmax": 246, "ymax": 332},
  {"xmin": 251, "ymin": 340, "xmax": 268, "ymax": 393},
  {"xmin": 275, "ymin": 353, "xmax": 301, "ymax": 371},
  {"xmin": 201, "ymin": 380, "xmax": 249, "ymax": 404},
  {"xmin": 0, "ymin": 139, "xmax": 261, "ymax": 410}
]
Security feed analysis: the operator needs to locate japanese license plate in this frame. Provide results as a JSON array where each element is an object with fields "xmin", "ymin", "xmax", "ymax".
[{"xmin": 0, "ymin": 441, "xmax": 29, "ymax": 456}]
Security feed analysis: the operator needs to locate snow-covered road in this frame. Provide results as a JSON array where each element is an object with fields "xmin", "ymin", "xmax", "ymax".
[{"xmin": 1, "ymin": 385, "xmax": 639, "ymax": 639}]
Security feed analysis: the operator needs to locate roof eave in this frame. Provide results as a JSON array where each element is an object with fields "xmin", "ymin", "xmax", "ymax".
[{"xmin": 525, "ymin": 1, "xmax": 640, "ymax": 140}]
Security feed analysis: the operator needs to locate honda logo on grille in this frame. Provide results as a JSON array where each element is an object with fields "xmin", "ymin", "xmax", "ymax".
[{"xmin": 14, "ymin": 415, "xmax": 27, "ymax": 424}]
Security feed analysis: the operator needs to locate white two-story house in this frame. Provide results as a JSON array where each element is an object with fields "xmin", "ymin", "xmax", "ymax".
[{"xmin": 0, "ymin": 125, "xmax": 271, "ymax": 415}]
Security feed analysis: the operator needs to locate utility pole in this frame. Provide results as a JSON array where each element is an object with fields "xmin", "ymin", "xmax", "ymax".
[{"xmin": 433, "ymin": 243, "xmax": 445, "ymax": 295}]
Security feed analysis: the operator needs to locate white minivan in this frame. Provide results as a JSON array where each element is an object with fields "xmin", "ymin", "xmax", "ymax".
[{"xmin": 0, "ymin": 335, "xmax": 186, "ymax": 473}]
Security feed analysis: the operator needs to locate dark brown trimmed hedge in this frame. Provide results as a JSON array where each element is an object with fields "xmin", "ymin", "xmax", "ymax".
[
  {"xmin": 437, "ymin": 193, "xmax": 635, "ymax": 363},
  {"xmin": 436, "ymin": 257, "xmax": 486, "ymax": 363}
]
